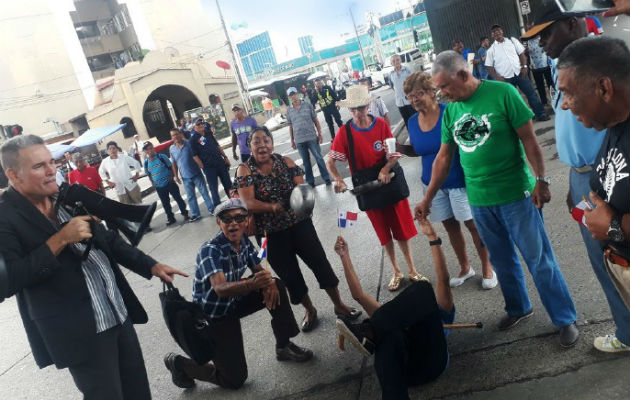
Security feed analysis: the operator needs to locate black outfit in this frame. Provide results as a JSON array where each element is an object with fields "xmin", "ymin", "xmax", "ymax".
[
  {"xmin": 532, "ymin": 66, "xmax": 554, "ymax": 105},
  {"xmin": 316, "ymin": 85, "xmax": 343, "ymax": 140},
  {"xmin": 0, "ymin": 188, "xmax": 157, "ymax": 400},
  {"xmin": 590, "ymin": 116, "xmax": 630, "ymax": 259},
  {"xmin": 398, "ymin": 104, "xmax": 416, "ymax": 130},
  {"xmin": 371, "ymin": 281, "xmax": 449, "ymax": 400},
  {"xmin": 190, "ymin": 125, "xmax": 232, "ymax": 204},
  {"xmin": 156, "ymin": 181, "xmax": 188, "ymax": 222},
  {"xmin": 177, "ymin": 279, "xmax": 299, "ymax": 389}
]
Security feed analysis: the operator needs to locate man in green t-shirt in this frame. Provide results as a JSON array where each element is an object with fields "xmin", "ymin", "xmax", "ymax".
[{"xmin": 416, "ymin": 51, "xmax": 578, "ymax": 348}]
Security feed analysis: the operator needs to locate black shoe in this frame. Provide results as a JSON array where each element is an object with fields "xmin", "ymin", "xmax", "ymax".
[
  {"xmin": 301, "ymin": 309, "xmax": 319, "ymax": 332},
  {"xmin": 559, "ymin": 323, "xmax": 579, "ymax": 348},
  {"xmin": 498, "ymin": 310, "xmax": 534, "ymax": 331},
  {"xmin": 336, "ymin": 319, "xmax": 376, "ymax": 356},
  {"xmin": 166, "ymin": 218, "xmax": 176, "ymax": 226},
  {"xmin": 534, "ymin": 114, "xmax": 551, "ymax": 122},
  {"xmin": 276, "ymin": 341, "xmax": 313, "ymax": 362},
  {"xmin": 145, "ymin": 225, "xmax": 153, "ymax": 233},
  {"xmin": 163, "ymin": 353, "xmax": 195, "ymax": 389},
  {"xmin": 188, "ymin": 215, "xmax": 201, "ymax": 223}
]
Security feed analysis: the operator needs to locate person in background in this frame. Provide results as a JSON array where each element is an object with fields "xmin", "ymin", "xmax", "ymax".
[
  {"xmin": 170, "ymin": 129, "xmax": 214, "ymax": 220},
  {"xmin": 524, "ymin": 24, "xmax": 553, "ymax": 107},
  {"xmin": 68, "ymin": 153, "xmax": 105, "ymax": 195},
  {"xmin": 314, "ymin": 78, "xmax": 343, "ymax": 141},
  {"xmin": 359, "ymin": 78, "xmax": 390, "ymax": 125},
  {"xmin": 230, "ymin": 103, "xmax": 257, "ymax": 163},
  {"xmin": 63, "ymin": 151, "xmax": 76, "ymax": 172},
  {"xmin": 485, "ymin": 24, "xmax": 550, "ymax": 121},
  {"xmin": 474, "ymin": 37, "xmax": 491, "ymax": 80},
  {"xmin": 142, "ymin": 142, "xmax": 189, "ymax": 226},
  {"xmin": 129, "ymin": 134, "xmax": 143, "ymax": 163},
  {"xmin": 388, "ymin": 54, "xmax": 415, "ymax": 129},
  {"xmin": 55, "ymin": 167, "xmax": 66, "ymax": 188},
  {"xmin": 523, "ymin": 0, "xmax": 630, "ymax": 354},
  {"xmin": 418, "ymin": 51, "xmax": 578, "ymax": 347},
  {"xmin": 98, "ymin": 141, "xmax": 143, "ymax": 205},
  {"xmin": 262, "ymin": 96, "xmax": 274, "ymax": 119},
  {"xmin": 452, "ymin": 39, "xmax": 475, "ymax": 76},
  {"xmin": 557, "ymin": 36, "xmax": 630, "ymax": 351},
  {"xmin": 177, "ymin": 118, "xmax": 191, "ymax": 139},
  {"xmin": 334, "ymin": 218, "xmax": 455, "ymax": 400},
  {"xmin": 162, "ymin": 199, "xmax": 313, "ymax": 390},
  {"xmin": 399, "ymin": 71, "xmax": 495, "ymax": 290}
]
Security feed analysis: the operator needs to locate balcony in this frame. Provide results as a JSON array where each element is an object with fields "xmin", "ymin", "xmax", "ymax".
[{"xmin": 80, "ymin": 34, "xmax": 124, "ymax": 58}]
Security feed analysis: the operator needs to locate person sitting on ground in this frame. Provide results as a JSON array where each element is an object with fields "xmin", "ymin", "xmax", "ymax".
[
  {"xmin": 163, "ymin": 198, "xmax": 313, "ymax": 390},
  {"xmin": 334, "ymin": 218, "xmax": 455, "ymax": 400}
]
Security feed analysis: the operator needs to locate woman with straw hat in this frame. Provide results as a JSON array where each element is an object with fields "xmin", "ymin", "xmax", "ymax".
[{"xmin": 326, "ymin": 85, "xmax": 424, "ymax": 291}]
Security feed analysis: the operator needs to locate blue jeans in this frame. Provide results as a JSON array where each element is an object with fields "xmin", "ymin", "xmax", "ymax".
[
  {"xmin": 182, "ymin": 174, "xmax": 214, "ymax": 217},
  {"xmin": 570, "ymin": 168, "xmax": 630, "ymax": 344},
  {"xmin": 156, "ymin": 181, "xmax": 188, "ymax": 221},
  {"xmin": 296, "ymin": 139, "xmax": 331, "ymax": 186},
  {"xmin": 471, "ymin": 196, "xmax": 577, "ymax": 327},
  {"xmin": 203, "ymin": 165, "xmax": 232, "ymax": 206},
  {"xmin": 506, "ymin": 75, "xmax": 546, "ymax": 118}
]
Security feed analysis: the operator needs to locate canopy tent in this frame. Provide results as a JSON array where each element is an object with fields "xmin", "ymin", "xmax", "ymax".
[
  {"xmin": 70, "ymin": 123, "xmax": 126, "ymax": 148},
  {"xmin": 47, "ymin": 143, "xmax": 76, "ymax": 160},
  {"xmin": 248, "ymin": 89, "xmax": 269, "ymax": 98},
  {"xmin": 307, "ymin": 71, "xmax": 328, "ymax": 81}
]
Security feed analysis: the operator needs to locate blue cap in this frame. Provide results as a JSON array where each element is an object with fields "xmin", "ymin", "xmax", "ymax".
[{"xmin": 286, "ymin": 87, "xmax": 298, "ymax": 96}]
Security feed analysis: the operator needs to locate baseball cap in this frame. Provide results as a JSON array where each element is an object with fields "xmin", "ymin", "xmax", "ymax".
[
  {"xmin": 194, "ymin": 117, "xmax": 204, "ymax": 125},
  {"xmin": 286, "ymin": 87, "xmax": 298, "ymax": 96},
  {"xmin": 231, "ymin": 103, "xmax": 243, "ymax": 111},
  {"xmin": 142, "ymin": 141, "xmax": 153, "ymax": 150},
  {"xmin": 521, "ymin": 0, "xmax": 568, "ymax": 39},
  {"xmin": 214, "ymin": 198, "xmax": 248, "ymax": 217}
]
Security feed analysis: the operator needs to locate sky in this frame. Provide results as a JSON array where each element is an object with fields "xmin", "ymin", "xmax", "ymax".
[{"xmin": 205, "ymin": 0, "xmax": 415, "ymax": 62}]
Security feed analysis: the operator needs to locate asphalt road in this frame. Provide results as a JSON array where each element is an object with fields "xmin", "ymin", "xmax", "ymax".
[{"xmin": 1, "ymin": 87, "xmax": 629, "ymax": 399}]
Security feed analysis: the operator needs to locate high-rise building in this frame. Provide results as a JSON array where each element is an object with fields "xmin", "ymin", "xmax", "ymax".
[
  {"xmin": 236, "ymin": 32, "xmax": 277, "ymax": 78},
  {"xmin": 298, "ymin": 35, "xmax": 314, "ymax": 57},
  {"xmin": 71, "ymin": 0, "xmax": 143, "ymax": 80}
]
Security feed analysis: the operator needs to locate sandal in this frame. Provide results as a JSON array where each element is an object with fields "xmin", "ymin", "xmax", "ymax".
[
  {"xmin": 388, "ymin": 273, "xmax": 404, "ymax": 291},
  {"xmin": 335, "ymin": 307, "xmax": 362, "ymax": 321},
  {"xmin": 301, "ymin": 309, "xmax": 319, "ymax": 332},
  {"xmin": 409, "ymin": 271, "xmax": 429, "ymax": 282}
]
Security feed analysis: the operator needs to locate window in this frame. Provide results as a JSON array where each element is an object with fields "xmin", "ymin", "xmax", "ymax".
[{"xmin": 120, "ymin": 117, "xmax": 137, "ymax": 138}]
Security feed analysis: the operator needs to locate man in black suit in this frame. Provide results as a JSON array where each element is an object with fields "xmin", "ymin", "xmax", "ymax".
[{"xmin": 0, "ymin": 135, "xmax": 188, "ymax": 400}]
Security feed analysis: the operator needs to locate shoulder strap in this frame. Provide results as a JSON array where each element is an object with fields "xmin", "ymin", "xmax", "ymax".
[{"xmin": 345, "ymin": 120, "xmax": 358, "ymax": 172}]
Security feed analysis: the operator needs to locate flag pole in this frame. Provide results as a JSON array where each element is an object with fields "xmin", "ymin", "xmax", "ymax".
[
  {"xmin": 336, "ymin": 205, "xmax": 341, "ymax": 237},
  {"xmin": 264, "ymin": 231, "xmax": 269, "ymax": 271}
]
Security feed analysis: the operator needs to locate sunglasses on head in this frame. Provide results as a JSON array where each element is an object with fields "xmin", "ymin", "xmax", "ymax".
[{"xmin": 219, "ymin": 213, "xmax": 248, "ymax": 224}]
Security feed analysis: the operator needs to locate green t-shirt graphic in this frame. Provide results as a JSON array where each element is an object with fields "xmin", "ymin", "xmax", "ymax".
[{"xmin": 442, "ymin": 80, "xmax": 535, "ymax": 207}]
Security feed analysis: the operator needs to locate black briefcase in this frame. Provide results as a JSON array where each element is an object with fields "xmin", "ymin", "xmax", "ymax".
[{"xmin": 159, "ymin": 282, "xmax": 214, "ymax": 365}]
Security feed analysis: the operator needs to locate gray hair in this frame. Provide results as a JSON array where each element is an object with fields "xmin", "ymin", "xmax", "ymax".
[
  {"xmin": 557, "ymin": 36, "xmax": 630, "ymax": 86},
  {"xmin": 71, "ymin": 152, "xmax": 84, "ymax": 163},
  {"xmin": 0, "ymin": 135, "xmax": 45, "ymax": 171},
  {"xmin": 390, "ymin": 54, "xmax": 401, "ymax": 62},
  {"xmin": 432, "ymin": 50, "xmax": 469, "ymax": 77}
]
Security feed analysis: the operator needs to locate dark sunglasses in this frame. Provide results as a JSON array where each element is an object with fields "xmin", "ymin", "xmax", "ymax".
[{"xmin": 219, "ymin": 214, "xmax": 248, "ymax": 224}]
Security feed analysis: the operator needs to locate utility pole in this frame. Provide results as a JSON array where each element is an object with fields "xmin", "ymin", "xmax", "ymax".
[
  {"xmin": 349, "ymin": 7, "xmax": 368, "ymax": 71},
  {"xmin": 215, "ymin": 0, "xmax": 251, "ymax": 111}
]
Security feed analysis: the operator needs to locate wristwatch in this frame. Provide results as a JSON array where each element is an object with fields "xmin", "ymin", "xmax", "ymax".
[
  {"xmin": 607, "ymin": 216, "xmax": 625, "ymax": 242},
  {"xmin": 536, "ymin": 176, "xmax": 551, "ymax": 185},
  {"xmin": 429, "ymin": 237, "xmax": 442, "ymax": 246},
  {"xmin": 521, "ymin": 65, "xmax": 529, "ymax": 69}
]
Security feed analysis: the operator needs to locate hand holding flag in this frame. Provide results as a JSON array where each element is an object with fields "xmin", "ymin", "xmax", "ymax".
[
  {"xmin": 338, "ymin": 211, "xmax": 358, "ymax": 228},
  {"xmin": 571, "ymin": 197, "xmax": 592, "ymax": 226},
  {"xmin": 258, "ymin": 236, "xmax": 268, "ymax": 260}
]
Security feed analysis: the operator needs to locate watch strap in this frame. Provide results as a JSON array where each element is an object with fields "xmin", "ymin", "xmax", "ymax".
[{"xmin": 429, "ymin": 237, "xmax": 442, "ymax": 246}]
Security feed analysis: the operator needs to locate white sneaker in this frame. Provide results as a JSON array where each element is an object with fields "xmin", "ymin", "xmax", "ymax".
[
  {"xmin": 482, "ymin": 271, "xmax": 498, "ymax": 290},
  {"xmin": 449, "ymin": 267, "xmax": 475, "ymax": 287},
  {"xmin": 594, "ymin": 335, "xmax": 630, "ymax": 353}
]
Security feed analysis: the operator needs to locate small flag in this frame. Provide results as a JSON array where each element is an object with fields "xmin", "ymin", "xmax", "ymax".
[
  {"xmin": 338, "ymin": 211, "xmax": 359, "ymax": 228},
  {"xmin": 571, "ymin": 200, "xmax": 592, "ymax": 226},
  {"xmin": 257, "ymin": 237, "xmax": 268, "ymax": 260}
]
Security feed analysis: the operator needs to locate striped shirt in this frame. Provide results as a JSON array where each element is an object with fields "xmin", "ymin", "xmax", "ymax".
[
  {"xmin": 144, "ymin": 154, "xmax": 172, "ymax": 188},
  {"xmin": 57, "ymin": 208, "xmax": 128, "ymax": 333},
  {"xmin": 193, "ymin": 232, "xmax": 261, "ymax": 319},
  {"xmin": 286, "ymin": 101, "xmax": 318, "ymax": 144}
]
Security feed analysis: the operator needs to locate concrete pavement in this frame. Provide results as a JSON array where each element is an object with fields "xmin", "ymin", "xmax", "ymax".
[{"xmin": 1, "ymin": 88, "xmax": 629, "ymax": 399}]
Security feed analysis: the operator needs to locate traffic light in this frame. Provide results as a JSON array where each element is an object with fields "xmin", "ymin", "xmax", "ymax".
[
  {"xmin": 8, "ymin": 124, "xmax": 23, "ymax": 138},
  {"xmin": 413, "ymin": 30, "xmax": 419, "ymax": 45}
]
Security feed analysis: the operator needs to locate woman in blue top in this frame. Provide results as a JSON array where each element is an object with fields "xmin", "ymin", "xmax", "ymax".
[{"xmin": 398, "ymin": 72, "xmax": 496, "ymax": 289}]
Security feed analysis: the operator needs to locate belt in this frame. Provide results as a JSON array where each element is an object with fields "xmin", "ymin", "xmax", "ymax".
[
  {"xmin": 572, "ymin": 165, "xmax": 593, "ymax": 173},
  {"xmin": 604, "ymin": 247, "xmax": 630, "ymax": 268}
]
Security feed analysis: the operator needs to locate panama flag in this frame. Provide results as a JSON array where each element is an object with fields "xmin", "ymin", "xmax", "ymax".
[
  {"xmin": 258, "ymin": 237, "xmax": 268, "ymax": 260},
  {"xmin": 571, "ymin": 200, "xmax": 592, "ymax": 226},
  {"xmin": 338, "ymin": 211, "xmax": 359, "ymax": 228}
]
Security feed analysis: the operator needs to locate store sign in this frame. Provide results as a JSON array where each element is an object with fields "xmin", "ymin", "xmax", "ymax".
[{"xmin": 223, "ymin": 91, "xmax": 239, "ymax": 100}]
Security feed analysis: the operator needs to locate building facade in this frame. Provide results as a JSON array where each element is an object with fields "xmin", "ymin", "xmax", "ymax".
[
  {"xmin": 236, "ymin": 32, "xmax": 278, "ymax": 78},
  {"xmin": 298, "ymin": 35, "xmax": 314, "ymax": 57}
]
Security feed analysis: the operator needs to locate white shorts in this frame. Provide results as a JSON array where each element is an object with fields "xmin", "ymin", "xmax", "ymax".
[{"xmin": 422, "ymin": 185, "xmax": 472, "ymax": 223}]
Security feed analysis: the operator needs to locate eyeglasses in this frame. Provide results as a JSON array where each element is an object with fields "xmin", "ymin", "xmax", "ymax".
[
  {"xmin": 219, "ymin": 214, "xmax": 248, "ymax": 224},
  {"xmin": 349, "ymin": 105, "xmax": 368, "ymax": 112},
  {"xmin": 250, "ymin": 137, "xmax": 273, "ymax": 146},
  {"xmin": 405, "ymin": 89, "xmax": 432, "ymax": 100}
]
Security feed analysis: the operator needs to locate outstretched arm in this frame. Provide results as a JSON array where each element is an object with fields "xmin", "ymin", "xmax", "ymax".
[
  {"xmin": 334, "ymin": 236, "xmax": 381, "ymax": 317},
  {"xmin": 417, "ymin": 219, "xmax": 454, "ymax": 312}
]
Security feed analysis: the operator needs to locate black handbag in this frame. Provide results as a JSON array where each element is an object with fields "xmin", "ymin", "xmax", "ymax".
[
  {"xmin": 345, "ymin": 120, "xmax": 409, "ymax": 211},
  {"xmin": 159, "ymin": 282, "xmax": 214, "ymax": 365}
]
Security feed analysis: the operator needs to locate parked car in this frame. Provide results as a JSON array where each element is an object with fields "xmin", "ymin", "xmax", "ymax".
[{"xmin": 364, "ymin": 63, "xmax": 386, "ymax": 88}]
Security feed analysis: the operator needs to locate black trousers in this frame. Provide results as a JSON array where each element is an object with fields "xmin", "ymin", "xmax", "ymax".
[
  {"xmin": 178, "ymin": 279, "xmax": 299, "ymax": 389},
  {"xmin": 371, "ymin": 281, "xmax": 449, "ymax": 400},
  {"xmin": 532, "ymin": 66, "xmax": 553, "ymax": 105},
  {"xmin": 68, "ymin": 319, "xmax": 151, "ymax": 400},
  {"xmin": 323, "ymin": 106, "xmax": 343, "ymax": 140},
  {"xmin": 397, "ymin": 105, "xmax": 415, "ymax": 131},
  {"xmin": 156, "ymin": 181, "xmax": 188, "ymax": 221},
  {"xmin": 266, "ymin": 219, "xmax": 339, "ymax": 304}
]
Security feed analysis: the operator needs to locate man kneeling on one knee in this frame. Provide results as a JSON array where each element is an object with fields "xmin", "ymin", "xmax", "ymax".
[{"xmin": 164, "ymin": 198, "xmax": 313, "ymax": 390}]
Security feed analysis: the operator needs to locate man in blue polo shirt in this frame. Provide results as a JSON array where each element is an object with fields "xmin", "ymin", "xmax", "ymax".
[
  {"xmin": 523, "ymin": 1, "xmax": 630, "ymax": 353},
  {"xmin": 169, "ymin": 129, "xmax": 214, "ymax": 221},
  {"xmin": 189, "ymin": 118, "xmax": 232, "ymax": 206},
  {"xmin": 143, "ymin": 142, "xmax": 188, "ymax": 226}
]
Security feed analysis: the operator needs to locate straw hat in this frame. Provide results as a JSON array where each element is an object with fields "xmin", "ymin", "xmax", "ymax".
[{"xmin": 338, "ymin": 85, "xmax": 372, "ymax": 108}]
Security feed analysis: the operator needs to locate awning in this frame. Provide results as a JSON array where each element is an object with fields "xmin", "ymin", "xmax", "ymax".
[
  {"xmin": 70, "ymin": 124, "xmax": 126, "ymax": 148},
  {"xmin": 47, "ymin": 143, "xmax": 76, "ymax": 160},
  {"xmin": 307, "ymin": 71, "xmax": 328, "ymax": 81},
  {"xmin": 248, "ymin": 89, "xmax": 269, "ymax": 98}
]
